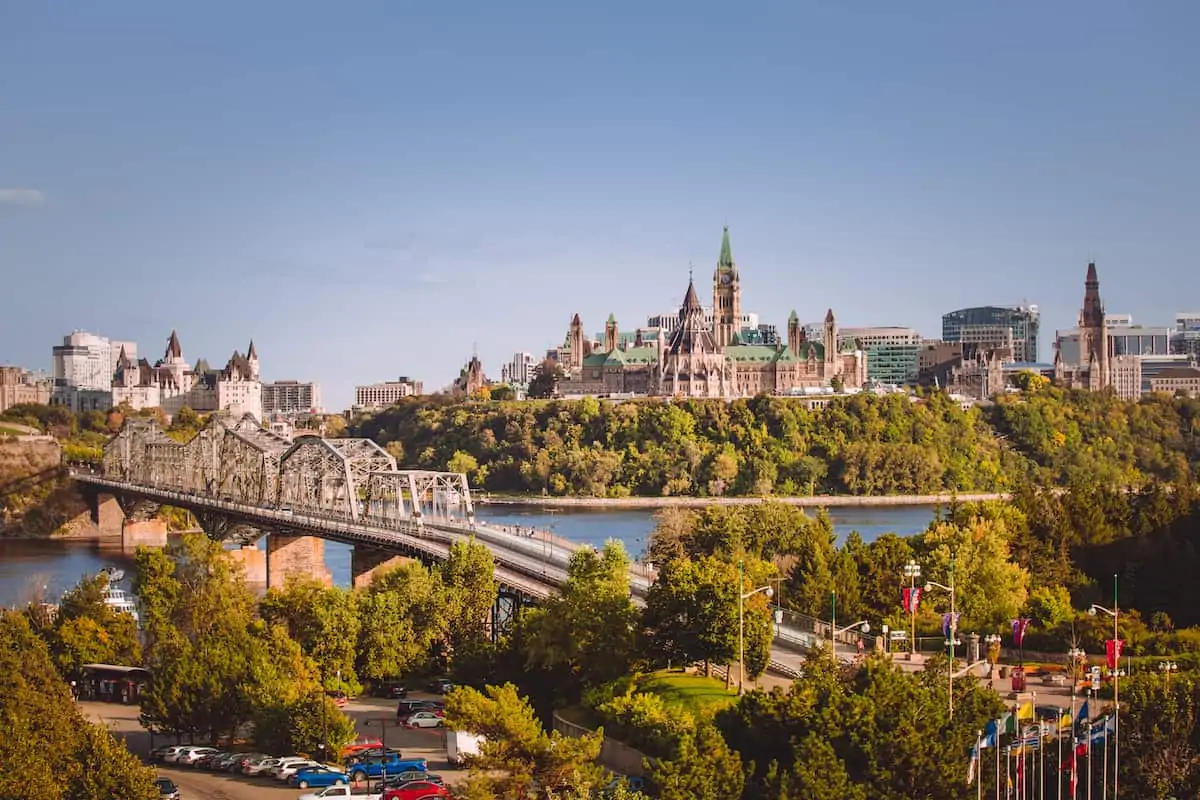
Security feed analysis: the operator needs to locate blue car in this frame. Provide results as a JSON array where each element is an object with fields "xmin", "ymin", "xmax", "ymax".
[{"xmin": 289, "ymin": 766, "xmax": 349, "ymax": 789}]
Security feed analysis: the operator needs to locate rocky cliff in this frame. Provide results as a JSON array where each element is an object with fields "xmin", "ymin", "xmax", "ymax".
[{"xmin": 0, "ymin": 439, "xmax": 90, "ymax": 537}]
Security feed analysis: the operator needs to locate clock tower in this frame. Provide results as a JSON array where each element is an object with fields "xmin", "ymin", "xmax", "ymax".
[{"xmin": 712, "ymin": 225, "xmax": 741, "ymax": 348}]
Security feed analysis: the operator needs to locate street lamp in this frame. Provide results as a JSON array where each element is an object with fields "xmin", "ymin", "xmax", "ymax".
[
  {"xmin": 903, "ymin": 560, "xmax": 922, "ymax": 659},
  {"xmin": 738, "ymin": 560, "xmax": 777, "ymax": 695},
  {"xmin": 1090, "ymin": 574, "xmax": 1122, "ymax": 800},
  {"xmin": 1160, "ymin": 661, "xmax": 1179, "ymax": 685},
  {"xmin": 985, "ymin": 634, "xmax": 1002, "ymax": 668},
  {"xmin": 925, "ymin": 555, "xmax": 958, "ymax": 721}
]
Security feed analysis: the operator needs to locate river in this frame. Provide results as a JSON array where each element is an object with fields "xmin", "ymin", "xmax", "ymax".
[{"xmin": 0, "ymin": 504, "xmax": 939, "ymax": 606}]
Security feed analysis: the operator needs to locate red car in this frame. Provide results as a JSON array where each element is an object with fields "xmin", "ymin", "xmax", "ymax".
[
  {"xmin": 383, "ymin": 780, "xmax": 449, "ymax": 800},
  {"xmin": 325, "ymin": 690, "xmax": 348, "ymax": 708}
]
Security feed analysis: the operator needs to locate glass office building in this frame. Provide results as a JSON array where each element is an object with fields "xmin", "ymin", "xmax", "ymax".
[{"xmin": 941, "ymin": 305, "xmax": 1040, "ymax": 363}]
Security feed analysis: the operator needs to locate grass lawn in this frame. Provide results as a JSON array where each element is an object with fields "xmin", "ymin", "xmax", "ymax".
[
  {"xmin": 636, "ymin": 670, "xmax": 738, "ymax": 718},
  {"xmin": 0, "ymin": 424, "xmax": 29, "ymax": 436}
]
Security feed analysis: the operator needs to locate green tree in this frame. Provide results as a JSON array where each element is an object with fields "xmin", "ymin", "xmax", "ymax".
[
  {"xmin": 42, "ymin": 572, "xmax": 141, "ymax": 679},
  {"xmin": 356, "ymin": 561, "xmax": 447, "ymax": 683},
  {"xmin": 440, "ymin": 539, "xmax": 499, "ymax": 663},
  {"xmin": 650, "ymin": 723, "xmax": 745, "ymax": 800},
  {"xmin": 1120, "ymin": 673, "xmax": 1200, "ymax": 798},
  {"xmin": 260, "ymin": 577, "xmax": 361, "ymax": 693},
  {"xmin": 527, "ymin": 360, "xmax": 565, "ymax": 399},
  {"xmin": 916, "ymin": 517, "xmax": 1029, "ymax": 629},
  {"xmin": 444, "ymin": 683, "xmax": 605, "ymax": 800},
  {"xmin": 447, "ymin": 450, "xmax": 480, "ymax": 478},
  {"xmin": 523, "ymin": 541, "xmax": 640, "ymax": 702}
]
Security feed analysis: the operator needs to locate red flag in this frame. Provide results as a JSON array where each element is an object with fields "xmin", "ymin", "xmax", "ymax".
[
  {"xmin": 1016, "ymin": 748, "xmax": 1025, "ymax": 795},
  {"xmin": 1105, "ymin": 639, "xmax": 1124, "ymax": 670},
  {"xmin": 1061, "ymin": 743, "xmax": 1077, "ymax": 798},
  {"xmin": 902, "ymin": 587, "xmax": 923, "ymax": 614}
]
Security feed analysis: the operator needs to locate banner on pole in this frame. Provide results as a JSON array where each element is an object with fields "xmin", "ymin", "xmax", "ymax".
[{"xmin": 1105, "ymin": 639, "xmax": 1124, "ymax": 670}]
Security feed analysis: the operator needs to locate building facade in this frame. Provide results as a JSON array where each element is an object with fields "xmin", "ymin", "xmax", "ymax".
[
  {"xmin": 838, "ymin": 327, "xmax": 923, "ymax": 385},
  {"xmin": 0, "ymin": 366, "xmax": 51, "ymax": 414},
  {"xmin": 559, "ymin": 228, "xmax": 866, "ymax": 398},
  {"xmin": 262, "ymin": 380, "xmax": 323, "ymax": 415},
  {"xmin": 500, "ymin": 353, "xmax": 537, "ymax": 389},
  {"xmin": 941, "ymin": 305, "xmax": 1040, "ymax": 363},
  {"xmin": 1150, "ymin": 366, "xmax": 1200, "ymax": 397},
  {"xmin": 353, "ymin": 377, "xmax": 423, "ymax": 410},
  {"xmin": 111, "ymin": 331, "xmax": 263, "ymax": 420},
  {"xmin": 1172, "ymin": 313, "xmax": 1200, "ymax": 357}
]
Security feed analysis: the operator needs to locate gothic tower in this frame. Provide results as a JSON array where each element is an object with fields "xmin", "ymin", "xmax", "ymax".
[
  {"xmin": 1078, "ymin": 261, "xmax": 1110, "ymax": 390},
  {"xmin": 247, "ymin": 340, "xmax": 260, "ymax": 381},
  {"xmin": 568, "ymin": 313, "xmax": 585, "ymax": 372},
  {"xmin": 787, "ymin": 310, "xmax": 803, "ymax": 357},
  {"xmin": 823, "ymin": 309, "xmax": 838, "ymax": 368},
  {"xmin": 604, "ymin": 314, "xmax": 619, "ymax": 353},
  {"xmin": 712, "ymin": 226, "xmax": 741, "ymax": 349}
]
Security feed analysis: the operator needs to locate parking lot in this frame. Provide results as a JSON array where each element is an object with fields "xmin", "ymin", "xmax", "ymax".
[{"xmin": 82, "ymin": 693, "xmax": 467, "ymax": 800}]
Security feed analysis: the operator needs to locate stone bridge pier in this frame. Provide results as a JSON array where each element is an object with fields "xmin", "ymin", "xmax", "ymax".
[
  {"xmin": 86, "ymin": 491, "xmax": 168, "ymax": 550},
  {"xmin": 350, "ymin": 546, "xmax": 412, "ymax": 589},
  {"xmin": 267, "ymin": 531, "xmax": 333, "ymax": 589}
]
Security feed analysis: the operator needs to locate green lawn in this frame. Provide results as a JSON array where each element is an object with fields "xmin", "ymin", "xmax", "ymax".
[
  {"xmin": 635, "ymin": 670, "xmax": 738, "ymax": 718},
  {"xmin": 0, "ymin": 424, "xmax": 29, "ymax": 436}
]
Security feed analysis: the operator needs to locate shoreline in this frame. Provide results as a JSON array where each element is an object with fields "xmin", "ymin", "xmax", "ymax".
[{"xmin": 475, "ymin": 492, "xmax": 1009, "ymax": 510}]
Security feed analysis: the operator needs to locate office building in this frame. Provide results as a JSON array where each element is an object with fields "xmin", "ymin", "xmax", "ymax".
[
  {"xmin": 354, "ymin": 377, "xmax": 423, "ymax": 410},
  {"xmin": 500, "ymin": 353, "xmax": 537, "ymax": 388},
  {"xmin": 1150, "ymin": 366, "xmax": 1200, "ymax": 397},
  {"xmin": 839, "ymin": 327, "xmax": 923, "ymax": 385},
  {"xmin": 1172, "ymin": 313, "xmax": 1200, "ymax": 357},
  {"xmin": 262, "ymin": 380, "xmax": 322, "ymax": 415},
  {"xmin": 942, "ymin": 305, "xmax": 1040, "ymax": 363}
]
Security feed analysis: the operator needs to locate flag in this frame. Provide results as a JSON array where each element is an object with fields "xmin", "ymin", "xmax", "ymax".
[
  {"xmin": 1058, "ymin": 709, "xmax": 1072, "ymax": 731},
  {"xmin": 902, "ymin": 586, "xmax": 923, "ymax": 614},
  {"xmin": 968, "ymin": 741, "xmax": 980, "ymax": 785},
  {"xmin": 1075, "ymin": 699, "xmax": 1090, "ymax": 726},
  {"xmin": 1017, "ymin": 701, "xmax": 1035, "ymax": 722},
  {"xmin": 1012, "ymin": 617, "xmax": 1031, "ymax": 648},
  {"xmin": 1015, "ymin": 743, "xmax": 1025, "ymax": 795},
  {"xmin": 980, "ymin": 719, "xmax": 1000, "ymax": 749},
  {"xmin": 942, "ymin": 612, "xmax": 961, "ymax": 639},
  {"xmin": 1061, "ymin": 741, "xmax": 1078, "ymax": 798},
  {"xmin": 1106, "ymin": 639, "xmax": 1125, "ymax": 670}
]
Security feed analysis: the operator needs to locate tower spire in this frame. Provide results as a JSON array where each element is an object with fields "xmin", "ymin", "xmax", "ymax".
[{"xmin": 718, "ymin": 225, "xmax": 734, "ymax": 271}]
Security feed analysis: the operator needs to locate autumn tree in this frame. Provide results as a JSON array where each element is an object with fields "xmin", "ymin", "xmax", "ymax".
[
  {"xmin": 40, "ymin": 572, "xmax": 141, "ymax": 679},
  {"xmin": 444, "ymin": 683, "xmax": 605, "ymax": 800},
  {"xmin": 260, "ymin": 576, "xmax": 362, "ymax": 692}
]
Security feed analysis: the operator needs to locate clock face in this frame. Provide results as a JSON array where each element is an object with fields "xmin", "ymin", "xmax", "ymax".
[{"xmin": 720, "ymin": 273, "xmax": 732, "ymax": 285}]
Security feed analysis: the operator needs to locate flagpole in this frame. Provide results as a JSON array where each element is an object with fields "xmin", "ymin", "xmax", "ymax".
[
  {"xmin": 1101, "ymin": 718, "xmax": 1108, "ymax": 800},
  {"xmin": 1087, "ymin": 718, "xmax": 1092, "ymax": 800},
  {"xmin": 1057, "ymin": 709, "xmax": 1063, "ymax": 800},
  {"xmin": 1040, "ymin": 721, "xmax": 1046, "ymax": 800},
  {"xmin": 1007, "ymin": 746, "xmax": 1011, "ymax": 800},
  {"xmin": 997, "ymin": 735, "xmax": 1002, "ymax": 800},
  {"xmin": 979, "ymin": 730, "xmax": 984, "ymax": 800},
  {"xmin": 1112, "ymin": 575, "xmax": 1119, "ymax": 800}
]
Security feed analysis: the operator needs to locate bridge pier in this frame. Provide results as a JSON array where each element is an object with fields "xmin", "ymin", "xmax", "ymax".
[
  {"xmin": 267, "ymin": 533, "xmax": 332, "ymax": 589},
  {"xmin": 350, "ymin": 546, "xmax": 412, "ymax": 589},
  {"xmin": 87, "ymin": 492, "xmax": 168, "ymax": 548},
  {"xmin": 228, "ymin": 545, "xmax": 268, "ymax": 590}
]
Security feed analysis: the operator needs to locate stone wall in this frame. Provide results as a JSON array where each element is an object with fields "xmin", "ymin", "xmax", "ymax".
[{"xmin": 552, "ymin": 711, "xmax": 649, "ymax": 778}]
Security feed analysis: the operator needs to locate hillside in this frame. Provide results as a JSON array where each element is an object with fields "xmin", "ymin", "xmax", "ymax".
[
  {"xmin": 0, "ymin": 439, "xmax": 89, "ymax": 537},
  {"xmin": 350, "ymin": 390, "xmax": 1200, "ymax": 498}
]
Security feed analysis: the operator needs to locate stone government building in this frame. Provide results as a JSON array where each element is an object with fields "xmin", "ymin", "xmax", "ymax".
[{"xmin": 560, "ymin": 228, "xmax": 866, "ymax": 398}]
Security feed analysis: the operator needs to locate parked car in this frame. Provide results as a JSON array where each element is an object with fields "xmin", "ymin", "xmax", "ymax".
[
  {"xmin": 426, "ymin": 678, "xmax": 454, "ymax": 694},
  {"xmin": 384, "ymin": 770, "xmax": 443, "ymax": 788},
  {"xmin": 375, "ymin": 681, "xmax": 407, "ymax": 699},
  {"xmin": 403, "ymin": 711, "xmax": 445, "ymax": 729},
  {"xmin": 395, "ymin": 700, "xmax": 443, "ymax": 719},
  {"xmin": 289, "ymin": 766, "xmax": 350, "ymax": 789},
  {"xmin": 382, "ymin": 780, "xmax": 450, "ymax": 800},
  {"xmin": 154, "ymin": 777, "xmax": 181, "ymax": 800},
  {"xmin": 176, "ymin": 746, "xmax": 220, "ymax": 765},
  {"xmin": 341, "ymin": 737, "xmax": 383, "ymax": 759},
  {"xmin": 193, "ymin": 750, "xmax": 226, "ymax": 769},
  {"xmin": 347, "ymin": 754, "xmax": 429, "ymax": 784},
  {"xmin": 229, "ymin": 753, "xmax": 268, "ymax": 773},
  {"xmin": 274, "ymin": 757, "xmax": 322, "ymax": 780},
  {"xmin": 326, "ymin": 689, "xmax": 349, "ymax": 708},
  {"xmin": 243, "ymin": 756, "xmax": 283, "ymax": 776},
  {"xmin": 298, "ymin": 786, "xmax": 381, "ymax": 800}
]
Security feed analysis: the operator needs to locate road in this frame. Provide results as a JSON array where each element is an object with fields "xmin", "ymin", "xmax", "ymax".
[{"xmin": 81, "ymin": 695, "xmax": 464, "ymax": 800}]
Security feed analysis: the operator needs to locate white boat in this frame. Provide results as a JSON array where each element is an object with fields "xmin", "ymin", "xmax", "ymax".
[
  {"xmin": 103, "ymin": 586, "xmax": 140, "ymax": 624},
  {"xmin": 99, "ymin": 566, "xmax": 126, "ymax": 582}
]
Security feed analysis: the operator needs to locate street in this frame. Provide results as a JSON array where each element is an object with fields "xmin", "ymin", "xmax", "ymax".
[{"xmin": 81, "ymin": 694, "xmax": 465, "ymax": 800}]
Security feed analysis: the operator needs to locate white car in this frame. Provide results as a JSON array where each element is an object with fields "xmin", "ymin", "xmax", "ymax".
[
  {"xmin": 298, "ymin": 787, "xmax": 381, "ymax": 800},
  {"xmin": 405, "ymin": 711, "xmax": 445, "ymax": 729},
  {"xmin": 164, "ymin": 745, "xmax": 213, "ymax": 764},
  {"xmin": 243, "ymin": 756, "xmax": 282, "ymax": 776},
  {"xmin": 274, "ymin": 758, "xmax": 321, "ymax": 780},
  {"xmin": 176, "ymin": 746, "xmax": 220, "ymax": 765}
]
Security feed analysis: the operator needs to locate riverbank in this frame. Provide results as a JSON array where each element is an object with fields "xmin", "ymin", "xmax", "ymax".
[{"xmin": 475, "ymin": 492, "xmax": 1008, "ymax": 509}]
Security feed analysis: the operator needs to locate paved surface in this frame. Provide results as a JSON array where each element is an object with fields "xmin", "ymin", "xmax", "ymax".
[{"xmin": 81, "ymin": 694, "xmax": 464, "ymax": 800}]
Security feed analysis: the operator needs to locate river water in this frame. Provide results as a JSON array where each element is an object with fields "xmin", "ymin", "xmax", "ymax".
[{"xmin": 0, "ymin": 504, "xmax": 938, "ymax": 606}]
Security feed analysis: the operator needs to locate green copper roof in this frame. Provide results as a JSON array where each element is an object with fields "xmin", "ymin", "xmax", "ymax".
[
  {"xmin": 788, "ymin": 309, "xmax": 799, "ymax": 323},
  {"xmin": 717, "ymin": 226, "xmax": 734, "ymax": 271},
  {"xmin": 725, "ymin": 344, "xmax": 802, "ymax": 364}
]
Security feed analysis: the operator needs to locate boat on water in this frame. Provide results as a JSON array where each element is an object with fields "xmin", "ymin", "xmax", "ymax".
[
  {"xmin": 99, "ymin": 566, "xmax": 125, "ymax": 583},
  {"xmin": 103, "ymin": 586, "xmax": 140, "ymax": 624}
]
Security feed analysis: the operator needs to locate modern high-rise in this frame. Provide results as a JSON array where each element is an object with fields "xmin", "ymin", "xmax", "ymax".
[
  {"xmin": 1172, "ymin": 313, "xmax": 1200, "ymax": 357},
  {"xmin": 941, "ymin": 305, "xmax": 1040, "ymax": 363},
  {"xmin": 354, "ymin": 377, "xmax": 423, "ymax": 410},
  {"xmin": 500, "ymin": 353, "xmax": 537, "ymax": 387},
  {"xmin": 52, "ymin": 331, "xmax": 137, "ymax": 391},
  {"xmin": 262, "ymin": 380, "xmax": 322, "ymax": 415},
  {"xmin": 838, "ymin": 327, "xmax": 923, "ymax": 385}
]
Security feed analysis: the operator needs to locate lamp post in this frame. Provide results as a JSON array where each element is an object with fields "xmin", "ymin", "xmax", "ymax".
[
  {"xmin": 363, "ymin": 717, "xmax": 389, "ymax": 789},
  {"xmin": 925, "ymin": 555, "xmax": 957, "ymax": 721},
  {"xmin": 903, "ymin": 560, "xmax": 922, "ymax": 658},
  {"xmin": 1068, "ymin": 643, "xmax": 1085, "ymax": 789},
  {"xmin": 737, "ymin": 560, "xmax": 776, "ymax": 695},
  {"xmin": 1090, "ymin": 574, "xmax": 1122, "ymax": 800},
  {"xmin": 1159, "ymin": 661, "xmax": 1178, "ymax": 685},
  {"xmin": 985, "ymin": 634, "xmax": 1002, "ymax": 668},
  {"xmin": 831, "ymin": 588, "xmax": 837, "ymax": 641}
]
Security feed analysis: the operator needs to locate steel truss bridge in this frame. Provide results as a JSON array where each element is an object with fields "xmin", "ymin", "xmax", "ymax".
[{"xmin": 76, "ymin": 413, "xmax": 841, "ymax": 673}]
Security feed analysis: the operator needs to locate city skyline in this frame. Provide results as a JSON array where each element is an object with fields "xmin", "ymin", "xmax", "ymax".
[{"xmin": 3, "ymin": 2, "xmax": 1199, "ymax": 408}]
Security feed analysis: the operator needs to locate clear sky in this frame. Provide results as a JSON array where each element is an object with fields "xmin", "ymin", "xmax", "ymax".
[{"xmin": 3, "ymin": 1, "xmax": 1198, "ymax": 409}]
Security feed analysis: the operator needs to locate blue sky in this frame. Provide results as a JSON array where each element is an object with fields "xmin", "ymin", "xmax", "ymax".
[{"xmin": 2, "ymin": 1, "xmax": 1198, "ymax": 409}]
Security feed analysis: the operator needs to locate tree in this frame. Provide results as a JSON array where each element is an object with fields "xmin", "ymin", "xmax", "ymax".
[
  {"xmin": 444, "ymin": 683, "xmax": 605, "ymax": 799},
  {"xmin": 490, "ymin": 384, "xmax": 516, "ymax": 402},
  {"xmin": 650, "ymin": 723, "xmax": 745, "ymax": 800},
  {"xmin": 447, "ymin": 450, "xmax": 480, "ymax": 478},
  {"xmin": 527, "ymin": 359, "xmax": 565, "ymax": 399},
  {"xmin": 1120, "ymin": 673, "xmax": 1200, "ymax": 798},
  {"xmin": 642, "ymin": 556, "xmax": 772, "ymax": 680},
  {"xmin": 916, "ymin": 517, "xmax": 1029, "ymax": 629},
  {"xmin": 356, "ymin": 561, "xmax": 446, "ymax": 683},
  {"xmin": 523, "ymin": 541, "xmax": 640, "ymax": 702},
  {"xmin": 0, "ymin": 610, "xmax": 160, "ymax": 800},
  {"xmin": 43, "ymin": 573, "xmax": 141, "ymax": 679},
  {"xmin": 441, "ymin": 539, "xmax": 499, "ymax": 662},
  {"xmin": 260, "ymin": 577, "xmax": 361, "ymax": 693}
]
